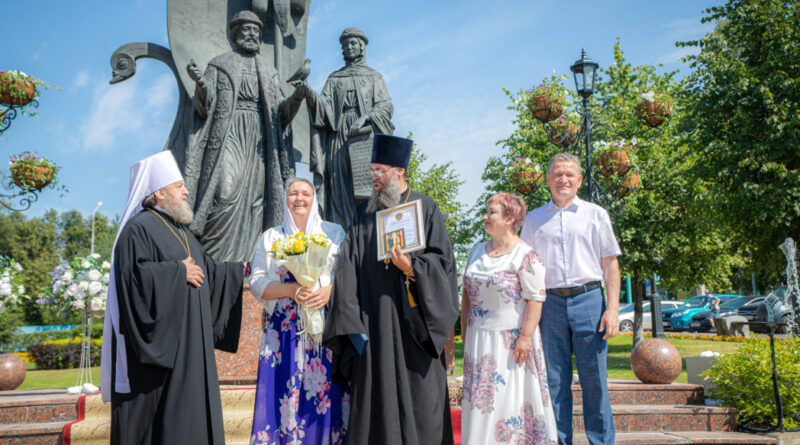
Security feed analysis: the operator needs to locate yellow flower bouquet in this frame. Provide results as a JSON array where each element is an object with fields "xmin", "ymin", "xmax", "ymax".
[{"xmin": 269, "ymin": 232, "xmax": 332, "ymax": 341}]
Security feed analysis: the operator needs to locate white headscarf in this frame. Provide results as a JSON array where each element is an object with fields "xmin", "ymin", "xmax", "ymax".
[
  {"xmin": 101, "ymin": 151, "xmax": 183, "ymax": 402},
  {"xmin": 281, "ymin": 178, "xmax": 323, "ymax": 236}
]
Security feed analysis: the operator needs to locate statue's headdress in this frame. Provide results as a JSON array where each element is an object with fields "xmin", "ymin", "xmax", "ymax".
[
  {"xmin": 229, "ymin": 10, "xmax": 264, "ymax": 31},
  {"xmin": 339, "ymin": 27, "xmax": 368, "ymax": 45}
]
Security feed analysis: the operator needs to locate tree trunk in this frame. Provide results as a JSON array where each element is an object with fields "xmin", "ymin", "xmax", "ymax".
[{"xmin": 632, "ymin": 271, "xmax": 646, "ymax": 348}]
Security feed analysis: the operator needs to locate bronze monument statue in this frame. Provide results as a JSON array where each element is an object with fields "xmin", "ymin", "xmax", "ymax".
[
  {"xmin": 308, "ymin": 27, "xmax": 395, "ymax": 229},
  {"xmin": 108, "ymin": 1, "xmax": 314, "ymax": 263},
  {"xmin": 185, "ymin": 11, "xmax": 308, "ymax": 262}
]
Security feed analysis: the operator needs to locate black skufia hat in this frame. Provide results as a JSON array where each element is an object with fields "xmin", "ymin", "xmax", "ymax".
[{"xmin": 371, "ymin": 134, "xmax": 413, "ymax": 169}]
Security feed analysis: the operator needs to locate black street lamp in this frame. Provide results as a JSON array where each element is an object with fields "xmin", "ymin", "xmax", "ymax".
[{"xmin": 569, "ymin": 49, "xmax": 599, "ymax": 202}]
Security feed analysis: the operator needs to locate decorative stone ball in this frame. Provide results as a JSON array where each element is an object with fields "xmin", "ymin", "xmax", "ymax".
[
  {"xmin": 630, "ymin": 338, "xmax": 681, "ymax": 384},
  {"xmin": 0, "ymin": 353, "xmax": 26, "ymax": 391}
]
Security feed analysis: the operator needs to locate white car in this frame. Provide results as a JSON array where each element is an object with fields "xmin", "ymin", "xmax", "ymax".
[{"xmin": 619, "ymin": 301, "xmax": 684, "ymax": 332}]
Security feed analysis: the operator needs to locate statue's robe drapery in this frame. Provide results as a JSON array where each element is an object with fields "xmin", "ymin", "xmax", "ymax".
[
  {"xmin": 110, "ymin": 208, "xmax": 243, "ymax": 445},
  {"xmin": 323, "ymin": 189, "xmax": 459, "ymax": 445},
  {"xmin": 310, "ymin": 63, "xmax": 394, "ymax": 229},
  {"xmin": 185, "ymin": 51, "xmax": 302, "ymax": 262}
]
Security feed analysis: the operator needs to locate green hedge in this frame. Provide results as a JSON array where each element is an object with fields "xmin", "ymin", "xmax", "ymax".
[
  {"xmin": 702, "ymin": 336, "xmax": 800, "ymax": 429},
  {"xmin": 1, "ymin": 323, "xmax": 103, "ymax": 353},
  {"xmin": 27, "ymin": 338, "xmax": 102, "ymax": 370}
]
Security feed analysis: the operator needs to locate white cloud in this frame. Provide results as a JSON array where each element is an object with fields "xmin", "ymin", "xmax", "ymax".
[
  {"xmin": 80, "ymin": 65, "xmax": 176, "ymax": 152},
  {"xmin": 657, "ymin": 46, "xmax": 700, "ymax": 65},
  {"xmin": 661, "ymin": 17, "xmax": 714, "ymax": 42},
  {"xmin": 394, "ymin": 95, "xmax": 515, "ymax": 208},
  {"xmin": 72, "ymin": 69, "xmax": 90, "ymax": 90},
  {"xmin": 31, "ymin": 41, "xmax": 48, "ymax": 60},
  {"xmin": 146, "ymin": 74, "xmax": 176, "ymax": 116}
]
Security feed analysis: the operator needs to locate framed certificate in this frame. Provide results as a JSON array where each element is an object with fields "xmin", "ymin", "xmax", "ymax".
[{"xmin": 376, "ymin": 199, "xmax": 426, "ymax": 261}]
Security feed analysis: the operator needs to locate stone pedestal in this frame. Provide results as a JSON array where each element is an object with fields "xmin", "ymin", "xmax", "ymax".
[{"xmin": 215, "ymin": 285, "xmax": 260, "ymax": 384}]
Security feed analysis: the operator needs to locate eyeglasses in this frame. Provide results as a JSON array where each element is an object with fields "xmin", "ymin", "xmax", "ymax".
[{"xmin": 370, "ymin": 166, "xmax": 394, "ymax": 177}]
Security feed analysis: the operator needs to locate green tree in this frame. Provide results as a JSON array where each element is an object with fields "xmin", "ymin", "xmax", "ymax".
[
  {"xmin": 481, "ymin": 41, "xmax": 742, "ymax": 345},
  {"xmin": 679, "ymin": 0, "xmax": 800, "ymax": 281},
  {"xmin": 57, "ymin": 210, "xmax": 118, "ymax": 260},
  {"xmin": 0, "ymin": 210, "xmax": 60, "ymax": 324},
  {"xmin": 405, "ymin": 136, "xmax": 472, "ymax": 261}
]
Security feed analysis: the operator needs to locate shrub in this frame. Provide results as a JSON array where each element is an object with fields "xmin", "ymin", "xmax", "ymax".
[
  {"xmin": 27, "ymin": 338, "xmax": 102, "ymax": 370},
  {"xmin": 702, "ymin": 336, "xmax": 800, "ymax": 429}
]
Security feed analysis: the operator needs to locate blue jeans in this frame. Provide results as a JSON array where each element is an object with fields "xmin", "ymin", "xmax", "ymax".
[{"xmin": 541, "ymin": 287, "xmax": 614, "ymax": 445}]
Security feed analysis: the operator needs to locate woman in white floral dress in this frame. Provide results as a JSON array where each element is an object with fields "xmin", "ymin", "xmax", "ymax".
[
  {"xmin": 461, "ymin": 193, "xmax": 557, "ymax": 445},
  {"xmin": 249, "ymin": 179, "xmax": 349, "ymax": 445}
]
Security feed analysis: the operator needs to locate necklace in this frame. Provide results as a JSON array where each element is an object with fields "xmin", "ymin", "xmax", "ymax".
[
  {"xmin": 487, "ymin": 238, "xmax": 517, "ymax": 257},
  {"xmin": 147, "ymin": 209, "xmax": 193, "ymax": 263}
]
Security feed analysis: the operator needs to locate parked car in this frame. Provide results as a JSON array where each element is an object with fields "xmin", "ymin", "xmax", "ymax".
[
  {"xmin": 737, "ymin": 287, "xmax": 795, "ymax": 334},
  {"xmin": 661, "ymin": 294, "xmax": 743, "ymax": 331},
  {"xmin": 619, "ymin": 300, "xmax": 684, "ymax": 333},
  {"xmin": 688, "ymin": 296, "xmax": 763, "ymax": 332}
]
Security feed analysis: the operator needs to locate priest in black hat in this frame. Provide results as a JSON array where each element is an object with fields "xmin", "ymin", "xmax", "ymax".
[{"xmin": 323, "ymin": 134, "xmax": 459, "ymax": 445}]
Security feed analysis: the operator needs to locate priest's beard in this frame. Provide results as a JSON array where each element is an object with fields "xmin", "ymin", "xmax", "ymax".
[
  {"xmin": 367, "ymin": 176, "xmax": 402, "ymax": 213},
  {"xmin": 161, "ymin": 196, "xmax": 194, "ymax": 226}
]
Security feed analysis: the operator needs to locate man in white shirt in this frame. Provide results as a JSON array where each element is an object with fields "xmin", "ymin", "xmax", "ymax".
[{"xmin": 520, "ymin": 152, "xmax": 621, "ymax": 445}]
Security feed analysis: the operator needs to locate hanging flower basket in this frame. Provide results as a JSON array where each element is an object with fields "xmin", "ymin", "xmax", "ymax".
[
  {"xmin": 617, "ymin": 171, "xmax": 641, "ymax": 196},
  {"xmin": 596, "ymin": 150, "xmax": 632, "ymax": 176},
  {"xmin": 636, "ymin": 100, "xmax": 673, "ymax": 127},
  {"xmin": 8, "ymin": 151, "xmax": 60, "ymax": 190},
  {"xmin": 511, "ymin": 170, "xmax": 544, "ymax": 194},
  {"xmin": 12, "ymin": 166, "xmax": 55, "ymax": 190},
  {"xmin": 529, "ymin": 94, "xmax": 564, "ymax": 122},
  {"xmin": 0, "ymin": 71, "xmax": 43, "ymax": 107},
  {"xmin": 0, "ymin": 78, "xmax": 36, "ymax": 106},
  {"xmin": 547, "ymin": 121, "xmax": 580, "ymax": 147}
]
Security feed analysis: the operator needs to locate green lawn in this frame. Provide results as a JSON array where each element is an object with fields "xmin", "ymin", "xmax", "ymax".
[
  {"xmin": 17, "ymin": 366, "xmax": 101, "ymax": 391},
  {"xmin": 454, "ymin": 335, "xmax": 744, "ymax": 383},
  {"xmin": 15, "ymin": 336, "xmax": 744, "ymax": 390}
]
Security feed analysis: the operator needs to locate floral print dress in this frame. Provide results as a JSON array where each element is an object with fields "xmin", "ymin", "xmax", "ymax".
[
  {"xmin": 461, "ymin": 241, "xmax": 558, "ymax": 445},
  {"xmin": 249, "ymin": 223, "xmax": 349, "ymax": 445}
]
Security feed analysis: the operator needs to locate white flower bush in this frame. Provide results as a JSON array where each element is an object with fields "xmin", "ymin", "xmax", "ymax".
[
  {"xmin": 0, "ymin": 256, "xmax": 26, "ymax": 315},
  {"xmin": 39, "ymin": 255, "xmax": 111, "ymax": 317}
]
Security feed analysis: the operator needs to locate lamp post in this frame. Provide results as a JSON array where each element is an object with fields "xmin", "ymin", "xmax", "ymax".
[
  {"xmin": 570, "ymin": 49, "xmax": 599, "ymax": 202},
  {"xmin": 90, "ymin": 201, "xmax": 102, "ymax": 255}
]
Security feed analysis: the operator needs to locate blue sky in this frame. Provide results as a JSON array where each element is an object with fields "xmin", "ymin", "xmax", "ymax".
[{"xmin": 2, "ymin": 0, "xmax": 715, "ymax": 220}]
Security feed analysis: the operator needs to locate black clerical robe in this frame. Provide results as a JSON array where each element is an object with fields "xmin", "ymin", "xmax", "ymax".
[
  {"xmin": 110, "ymin": 208, "xmax": 243, "ymax": 445},
  {"xmin": 323, "ymin": 189, "xmax": 459, "ymax": 445}
]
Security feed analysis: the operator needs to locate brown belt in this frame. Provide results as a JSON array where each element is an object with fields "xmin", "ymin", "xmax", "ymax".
[{"xmin": 547, "ymin": 281, "xmax": 602, "ymax": 297}]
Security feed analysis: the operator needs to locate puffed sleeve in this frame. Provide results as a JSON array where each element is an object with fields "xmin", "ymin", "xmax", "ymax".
[
  {"xmin": 250, "ymin": 228, "xmax": 281, "ymax": 315},
  {"xmin": 518, "ymin": 248, "xmax": 546, "ymax": 301}
]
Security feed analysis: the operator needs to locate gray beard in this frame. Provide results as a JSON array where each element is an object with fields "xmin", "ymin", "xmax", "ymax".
[
  {"xmin": 161, "ymin": 198, "xmax": 194, "ymax": 226},
  {"xmin": 366, "ymin": 179, "xmax": 402, "ymax": 213},
  {"xmin": 236, "ymin": 37, "xmax": 260, "ymax": 54}
]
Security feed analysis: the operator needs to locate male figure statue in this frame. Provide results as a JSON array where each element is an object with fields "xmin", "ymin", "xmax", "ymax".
[
  {"xmin": 100, "ymin": 151, "xmax": 244, "ymax": 444},
  {"xmin": 308, "ymin": 27, "xmax": 394, "ymax": 229},
  {"xmin": 185, "ymin": 10, "xmax": 309, "ymax": 262},
  {"xmin": 323, "ymin": 134, "xmax": 459, "ymax": 445},
  {"xmin": 521, "ymin": 152, "xmax": 621, "ymax": 445}
]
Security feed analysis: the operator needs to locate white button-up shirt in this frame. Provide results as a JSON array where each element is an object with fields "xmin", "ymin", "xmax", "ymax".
[{"xmin": 520, "ymin": 196, "xmax": 621, "ymax": 289}]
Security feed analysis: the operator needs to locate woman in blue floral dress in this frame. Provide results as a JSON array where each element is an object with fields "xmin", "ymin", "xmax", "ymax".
[
  {"xmin": 249, "ymin": 179, "xmax": 349, "ymax": 445},
  {"xmin": 460, "ymin": 193, "xmax": 557, "ymax": 445}
]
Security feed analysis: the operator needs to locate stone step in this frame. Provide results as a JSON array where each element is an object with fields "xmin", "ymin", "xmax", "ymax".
[
  {"xmin": 0, "ymin": 420, "xmax": 66, "ymax": 445},
  {"xmin": 573, "ymin": 404, "xmax": 737, "ymax": 433},
  {"xmin": 573, "ymin": 380, "xmax": 704, "ymax": 406},
  {"xmin": 573, "ymin": 431, "xmax": 778, "ymax": 444},
  {"xmin": 0, "ymin": 389, "xmax": 79, "ymax": 424},
  {"xmin": 449, "ymin": 378, "xmax": 706, "ymax": 407}
]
